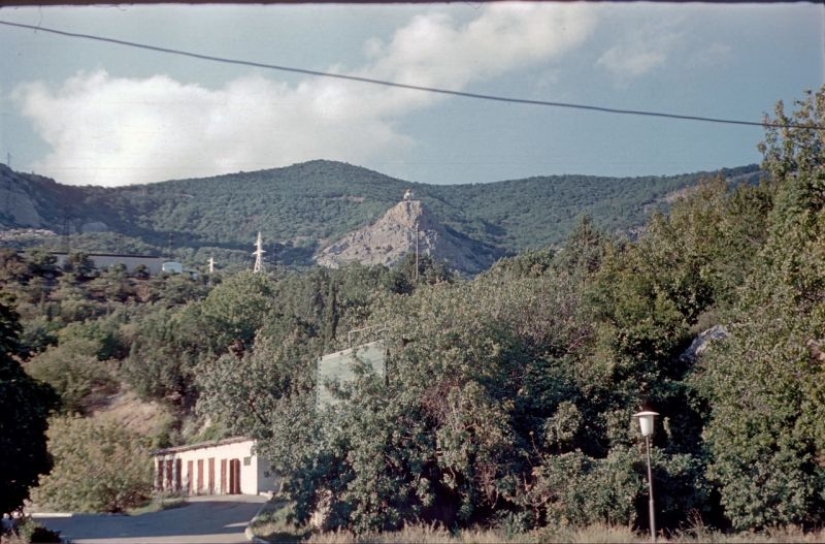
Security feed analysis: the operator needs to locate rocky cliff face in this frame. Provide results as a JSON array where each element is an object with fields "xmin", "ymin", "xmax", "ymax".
[
  {"xmin": 0, "ymin": 164, "xmax": 48, "ymax": 228},
  {"xmin": 315, "ymin": 199, "xmax": 501, "ymax": 275},
  {"xmin": 0, "ymin": 165, "xmax": 109, "ymax": 237}
]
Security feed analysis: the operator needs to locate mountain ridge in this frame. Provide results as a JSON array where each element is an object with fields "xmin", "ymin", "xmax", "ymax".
[{"xmin": 0, "ymin": 160, "xmax": 762, "ymax": 273}]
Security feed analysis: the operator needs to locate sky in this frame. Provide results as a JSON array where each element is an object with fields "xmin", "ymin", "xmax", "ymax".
[{"xmin": 0, "ymin": 2, "xmax": 822, "ymax": 187}]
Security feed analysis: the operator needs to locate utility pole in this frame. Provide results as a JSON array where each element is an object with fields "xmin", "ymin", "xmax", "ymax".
[{"xmin": 253, "ymin": 231, "xmax": 266, "ymax": 274}]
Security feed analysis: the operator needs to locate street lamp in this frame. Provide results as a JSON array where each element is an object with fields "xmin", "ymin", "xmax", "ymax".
[{"xmin": 633, "ymin": 410, "xmax": 659, "ymax": 543}]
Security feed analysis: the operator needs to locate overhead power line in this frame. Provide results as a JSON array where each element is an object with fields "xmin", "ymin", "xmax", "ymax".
[{"xmin": 1, "ymin": 18, "xmax": 822, "ymax": 131}]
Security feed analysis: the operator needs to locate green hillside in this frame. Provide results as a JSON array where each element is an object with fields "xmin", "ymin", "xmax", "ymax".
[{"xmin": 0, "ymin": 160, "xmax": 761, "ymax": 270}]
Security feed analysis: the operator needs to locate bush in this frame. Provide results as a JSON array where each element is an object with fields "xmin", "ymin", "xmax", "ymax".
[
  {"xmin": 32, "ymin": 416, "xmax": 153, "ymax": 513},
  {"xmin": 528, "ymin": 446, "xmax": 708, "ymax": 533},
  {"xmin": 12, "ymin": 519, "xmax": 62, "ymax": 543},
  {"xmin": 25, "ymin": 340, "xmax": 117, "ymax": 414}
]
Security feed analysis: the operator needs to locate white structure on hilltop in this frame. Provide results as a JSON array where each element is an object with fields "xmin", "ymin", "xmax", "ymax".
[
  {"xmin": 252, "ymin": 231, "xmax": 266, "ymax": 274},
  {"xmin": 208, "ymin": 256, "xmax": 215, "ymax": 274},
  {"xmin": 403, "ymin": 188, "xmax": 414, "ymax": 201},
  {"xmin": 153, "ymin": 437, "xmax": 277, "ymax": 496}
]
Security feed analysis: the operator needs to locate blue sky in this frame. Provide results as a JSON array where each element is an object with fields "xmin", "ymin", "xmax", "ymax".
[{"xmin": 0, "ymin": 2, "xmax": 822, "ymax": 187}]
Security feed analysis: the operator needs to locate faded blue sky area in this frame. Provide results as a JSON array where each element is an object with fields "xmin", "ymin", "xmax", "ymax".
[{"xmin": 0, "ymin": 2, "xmax": 822, "ymax": 187}]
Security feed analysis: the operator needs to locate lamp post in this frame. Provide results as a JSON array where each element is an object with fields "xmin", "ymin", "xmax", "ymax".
[{"xmin": 633, "ymin": 410, "xmax": 659, "ymax": 543}]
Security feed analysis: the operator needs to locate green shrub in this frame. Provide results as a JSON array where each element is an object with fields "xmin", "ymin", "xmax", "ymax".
[
  {"xmin": 32, "ymin": 416, "xmax": 153, "ymax": 513},
  {"xmin": 11, "ymin": 518, "xmax": 62, "ymax": 543},
  {"xmin": 25, "ymin": 340, "xmax": 117, "ymax": 414},
  {"xmin": 528, "ymin": 446, "xmax": 708, "ymax": 532}
]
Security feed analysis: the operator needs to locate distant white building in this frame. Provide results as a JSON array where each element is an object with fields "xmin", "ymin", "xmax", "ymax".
[
  {"xmin": 50, "ymin": 252, "xmax": 163, "ymax": 276},
  {"xmin": 153, "ymin": 437, "xmax": 277, "ymax": 496},
  {"xmin": 162, "ymin": 261, "xmax": 183, "ymax": 274}
]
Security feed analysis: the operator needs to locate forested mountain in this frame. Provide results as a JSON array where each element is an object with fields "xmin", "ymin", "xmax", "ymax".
[{"xmin": 0, "ymin": 160, "xmax": 760, "ymax": 272}]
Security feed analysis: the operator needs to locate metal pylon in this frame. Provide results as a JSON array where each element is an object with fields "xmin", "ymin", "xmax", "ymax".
[{"xmin": 252, "ymin": 231, "xmax": 266, "ymax": 274}]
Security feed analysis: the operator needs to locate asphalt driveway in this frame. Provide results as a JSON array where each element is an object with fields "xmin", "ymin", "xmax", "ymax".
[{"xmin": 34, "ymin": 495, "xmax": 268, "ymax": 544}]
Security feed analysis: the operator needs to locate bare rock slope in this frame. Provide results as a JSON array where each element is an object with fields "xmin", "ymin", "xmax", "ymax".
[
  {"xmin": 0, "ymin": 164, "xmax": 48, "ymax": 228},
  {"xmin": 315, "ymin": 199, "xmax": 501, "ymax": 275}
]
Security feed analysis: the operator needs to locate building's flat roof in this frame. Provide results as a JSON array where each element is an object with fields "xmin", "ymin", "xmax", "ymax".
[
  {"xmin": 49, "ymin": 251, "xmax": 162, "ymax": 259},
  {"xmin": 153, "ymin": 436, "xmax": 252, "ymax": 457}
]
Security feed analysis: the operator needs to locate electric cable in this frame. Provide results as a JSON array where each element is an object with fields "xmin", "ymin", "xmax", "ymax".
[{"xmin": 0, "ymin": 18, "xmax": 822, "ymax": 131}]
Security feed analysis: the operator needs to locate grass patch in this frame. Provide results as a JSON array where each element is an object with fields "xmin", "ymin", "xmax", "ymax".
[
  {"xmin": 531, "ymin": 523, "xmax": 646, "ymax": 543},
  {"xmin": 247, "ymin": 509, "xmax": 825, "ymax": 544},
  {"xmin": 305, "ymin": 525, "xmax": 510, "ymax": 544},
  {"xmin": 668, "ymin": 525, "xmax": 825, "ymax": 543},
  {"xmin": 296, "ymin": 523, "xmax": 825, "ymax": 544}
]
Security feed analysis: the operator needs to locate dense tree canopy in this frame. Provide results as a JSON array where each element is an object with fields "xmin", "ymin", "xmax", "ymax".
[
  {"xmin": 695, "ymin": 87, "xmax": 825, "ymax": 530},
  {"xmin": 0, "ymin": 298, "xmax": 59, "ymax": 516}
]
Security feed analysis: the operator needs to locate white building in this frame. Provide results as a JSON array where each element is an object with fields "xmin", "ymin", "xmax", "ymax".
[
  {"xmin": 162, "ymin": 261, "xmax": 183, "ymax": 274},
  {"xmin": 50, "ymin": 252, "xmax": 164, "ymax": 276},
  {"xmin": 153, "ymin": 437, "xmax": 277, "ymax": 496}
]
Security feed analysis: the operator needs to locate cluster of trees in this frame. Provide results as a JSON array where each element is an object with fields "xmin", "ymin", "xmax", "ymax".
[
  {"xmin": 197, "ymin": 89, "xmax": 825, "ymax": 535},
  {"xmin": 0, "ymin": 251, "xmax": 216, "ymax": 516},
  {"xmin": 0, "ymin": 238, "xmax": 436, "ymax": 515},
  {"xmin": 1, "ymin": 89, "xmax": 822, "ymax": 537}
]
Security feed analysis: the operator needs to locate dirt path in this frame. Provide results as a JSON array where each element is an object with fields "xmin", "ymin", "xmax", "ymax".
[{"xmin": 35, "ymin": 495, "xmax": 268, "ymax": 544}]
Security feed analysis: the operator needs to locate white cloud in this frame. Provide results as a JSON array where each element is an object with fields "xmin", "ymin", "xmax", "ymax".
[
  {"xmin": 364, "ymin": 3, "xmax": 596, "ymax": 92},
  {"xmin": 689, "ymin": 42, "xmax": 733, "ymax": 69},
  {"xmin": 597, "ymin": 47, "xmax": 667, "ymax": 79},
  {"xmin": 14, "ymin": 71, "xmax": 412, "ymax": 186},
  {"xmin": 13, "ymin": 3, "xmax": 597, "ymax": 186},
  {"xmin": 596, "ymin": 19, "xmax": 684, "ymax": 80}
]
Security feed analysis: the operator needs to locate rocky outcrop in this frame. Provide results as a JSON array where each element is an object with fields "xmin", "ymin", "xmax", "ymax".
[
  {"xmin": 680, "ymin": 325, "xmax": 729, "ymax": 363},
  {"xmin": 0, "ymin": 164, "xmax": 47, "ymax": 228},
  {"xmin": 315, "ymin": 199, "xmax": 501, "ymax": 275}
]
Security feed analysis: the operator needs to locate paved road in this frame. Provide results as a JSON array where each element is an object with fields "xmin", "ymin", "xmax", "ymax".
[{"xmin": 34, "ymin": 495, "xmax": 268, "ymax": 544}]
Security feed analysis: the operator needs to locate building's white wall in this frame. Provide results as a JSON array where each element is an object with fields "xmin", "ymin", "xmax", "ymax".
[
  {"xmin": 95, "ymin": 255, "xmax": 164, "ymax": 275},
  {"xmin": 162, "ymin": 261, "xmax": 183, "ymax": 274},
  {"xmin": 255, "ymin": 455, "xmax": 280, "ymax": 495},
  {"xmin": 52, "ymin": 253, "xmax": 164, "ymax": 276},
  {"xmin": 241, "ymin": 453, "xmax": 257, "ymax": 495},
  {"xmin": 154, "ymin": 439, "xmax": 277, "ymax": 496}
]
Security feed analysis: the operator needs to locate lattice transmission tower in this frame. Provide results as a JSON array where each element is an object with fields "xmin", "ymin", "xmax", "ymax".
[{"xmin": 252, "ymin": 231, "xmax": 266, "ymax": 274}]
